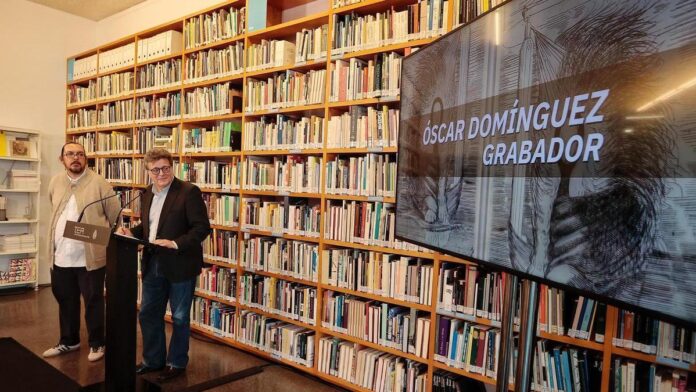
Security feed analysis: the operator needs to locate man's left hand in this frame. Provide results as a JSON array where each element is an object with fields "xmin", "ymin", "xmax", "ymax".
[{"xmin": 153, "ymin": 239, "xmax": 177, "ymax": 249}]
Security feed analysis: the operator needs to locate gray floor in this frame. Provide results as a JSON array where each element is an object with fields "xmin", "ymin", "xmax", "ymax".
[{"xmin": 0, "ymin": 286, "xmax": 343, "ymax": 392}]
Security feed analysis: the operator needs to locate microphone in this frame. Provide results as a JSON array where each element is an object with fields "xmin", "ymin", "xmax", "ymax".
[
  {"xmin": 77, "ymin": 191, "xmax": 122, "ymax": 223},
  {"xmin": 111, "ymin": 190, "xmax": 144, "ymax": 232}
]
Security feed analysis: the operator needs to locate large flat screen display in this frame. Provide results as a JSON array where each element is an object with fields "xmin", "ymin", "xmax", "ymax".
[{"xmin": 396, "ymin": 0, "xmax": 696, "ymax": 324}]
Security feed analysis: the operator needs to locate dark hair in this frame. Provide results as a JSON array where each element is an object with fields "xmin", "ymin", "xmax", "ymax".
[
  {"xmin": 144, "ymin": 148, "xmax": 173, "ymax": 167},
  {"xmin": 60, "ymin": 142, "xmax": 85, "ymax": 157}
]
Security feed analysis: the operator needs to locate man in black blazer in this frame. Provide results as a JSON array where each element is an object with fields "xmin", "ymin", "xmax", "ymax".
[{"xmin": 117, "ymin": 148, "xmax": 210, "ymax": 382}]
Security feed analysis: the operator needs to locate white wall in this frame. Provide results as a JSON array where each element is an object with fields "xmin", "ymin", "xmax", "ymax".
[
  {"xmin": 0, "ymin": 0, "xmax": 97, "ymax": 285},
  {"xmin": 95, "ymin": 0, "xmax": 223, "ymax": 44}
]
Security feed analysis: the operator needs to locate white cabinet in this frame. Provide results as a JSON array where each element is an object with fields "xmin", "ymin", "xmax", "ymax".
[{"xmin": 0, "ymin": 126, "xmax": 40, "ymax": 290}]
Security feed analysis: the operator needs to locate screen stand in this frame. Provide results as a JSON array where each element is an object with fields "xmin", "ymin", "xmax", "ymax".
[
  {"xmin": 515, "ymin": 279, "xmax": 539, "ymax": 392},
  {"xmin": 496, "ymin": 273, "xmax": 519, "ymax": 392}
]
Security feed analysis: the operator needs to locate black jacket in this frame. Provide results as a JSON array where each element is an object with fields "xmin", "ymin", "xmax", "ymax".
[{"xmin": 131, "ymin": 177, "xmax": 210, "ymax": 282}]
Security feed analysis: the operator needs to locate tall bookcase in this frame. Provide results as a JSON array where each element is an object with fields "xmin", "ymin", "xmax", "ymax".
[
  {"xmin": 65, "ymin": 1, "xmax": 696, "ymax": 391},
  {"xmin": 0, "ymin": 126, "xmax": 40, "ymax": 292}
]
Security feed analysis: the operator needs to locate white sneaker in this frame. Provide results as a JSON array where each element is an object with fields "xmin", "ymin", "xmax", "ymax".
[
  {"xmin": 88, "ymin": 346, "xmax": 105, "ymax": 362},
  {"xmin": 42, "ymin": 343, "xmax": 80, "ymax": 358}
]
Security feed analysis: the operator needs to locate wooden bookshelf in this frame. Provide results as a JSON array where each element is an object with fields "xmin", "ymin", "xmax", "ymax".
[{"xmin": 66, "ymin": 1, "xmax": 696, "ymax": 391}]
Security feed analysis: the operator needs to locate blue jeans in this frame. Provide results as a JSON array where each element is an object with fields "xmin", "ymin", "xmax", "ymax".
[{"xmin": 139, "ymin": 260, "xmax": 196, "ymax": 369}]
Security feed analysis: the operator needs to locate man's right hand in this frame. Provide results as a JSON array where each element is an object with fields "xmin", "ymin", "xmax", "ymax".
[{"xmin": 115, "ymin": 227, "xmax": 133, "ymax": 237}]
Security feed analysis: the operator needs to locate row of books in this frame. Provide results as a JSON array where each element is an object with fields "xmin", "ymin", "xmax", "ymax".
[
  {"xmin": 324, "ymin": 200, "xmax": 397, "ymax": 248},
  {"xmin": 330, "ymin": 2, "xmax": 448, "ymax": 55},
  {"xmin": 332, "ymin": 0, "xmax": 365, "ymax": 8},
  {"xmin": 614, "ymin": 309, "xmax": 696, "ymax": 365},
  {"xmin": 136, "ymin": 30, "xmax": 182, "ymax": 63},
  {"xmin": 94, "ymin": 157, "xmax": 134, "ymax": 183},
  {"xmin": 242, "ymin": 155, "xmax": 322, "ymax": 194},
  {"xmin": 434, "ymin": 316, "xmax": 499, "ymax": 377},
  {"xmin": 185, "ymin": 43, "xmax": 244, "ymax": 84},
  {"xmin": 68, "ymin": 54, "xmax": 97, "ymax": 81},
  {"xmin": 325, "ymin": 153, "xmax": 397, "ymax": 198},
  {"xmin": 136, "ymin": 58, "xmax": 182, "ymax": 92},
  {"xmin": 329, "ymin": 53, "xmax": 402, "ymax": 102},
  {"xmin": 99, "ymin": 71, "xmax": 135, "ymax": 101},
  {"xmin": 98, "ymin": 100, "xmax": 134, "ymax": 126},
  {"xmin": 95, "ymin": 131, "xmax": 132, "ymax": 155},
  {"xmin": 67, "ymin": 80, "xmax": 97, "ymax": 105},
  {"xmin": 531, "ymin": 342, "xmax": 601, "ymax": 392},
  {"xmin": 244, "ymin": 69, "xmax": 326, "ymax": 112},
  {"xmin": 321, "ymin": 290, "xmax": 431, "ymax": 358},
  {"xmin": 70, "ymin": 134, "xmax": 95, "ymax": 154},
  {"xmin": 196, "ymin": 265, "xmax": 236, "ymax": 302},
  {"xmin": 541, "ymin": 285, "xmax": 606, "ymax": 342},
  {"xmin": 182, "ymin": 121, "xmax": 242, "ymax": 153},
  {"xmin": 119, "ymin": 189, "xmax": 141, "ymax": 215},
  {"xmin": 237, "ymin": 310, "xmax": 314, "ymax": 368},
  {"xmin": 135, "ymin": 126, "xmax": 180, "ymax": 154},
  {"xmin": 438, "ymin": 263, "xmax": 505, "ymax": 322},
  {"xmin": 136, "ymin": 93, "xmax": 181, "ymax": 123},
  {"xmin": 239, "ymin": 274, "xmax": 317, "ymax": 325},
  {"xmin": 184, "ymin": 5, "xmax": 245, "ymax": 50},
  {"xmin": 433, "ymin": 370, "xmax": 486, "ymax": 392},
  {"xmin": 317, "ymin": 337, "xmax": 428, "ymax": 391},
  {"xmin": 0, "ymin": 257, "xmax": 35, "ymax": 284},
  {"xmin": 241, "ymin": 237, "xmax": 319, "ymax": 283},
  {"xmin": 184, "ymin": 83, "xmax": 239, "ymax": 118},
  {"xmin": 247, "ymin": 39, "xmax": 297, "ymax": 71},
  {"xmin": 0, "ymin": 233, "xmax": 35, "ymax": 252},
  {"xmin": 98, "ymin": 42, "xmax": 135, "ymax": 73},
  {"xmin": 203, "ymin": 194, "xmax": 240, "ymax": 227},
  {"xmin": 203, "ymin": 227, "xmax": 238, "ymax": 264},
  {"xmin": 179, "ymin": 160, "xmax": 239, "ymax": 190},
  {"xmin": 322, "ymin": 248, "xmax": 434, "ymax": 306},
  {"xmin": 295, "ymin": 25, "xmax": 329, "ymax": 64},
  {"xmin": 243, "ymin": 115, "xmax": 324, "ymax": 151},
  {"xmin": 191, "ymin": 297, "xmax": 236, "ymax": 338},
  {"xmin": 613, "ymin": 358, "xmax": 690, "ymax": 392},
  {"xmin": 68, "ymin": 108, "xmax": 97, "ymax": 129},
  {"xmin": 242, "ymin": 198, "xmax": 321, "ymax": 238},
  {"xmin": 453, "ymin": 0, "xmax": 504, "ymax": 27},
  {"xmin": 326, "ymin": 106, "xmax": 400, "ymax": 148}
]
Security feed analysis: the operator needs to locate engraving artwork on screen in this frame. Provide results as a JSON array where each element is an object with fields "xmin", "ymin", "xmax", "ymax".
[{"xmin": 396, "ymin": 0, "xmax": 696, "ymax": 324}]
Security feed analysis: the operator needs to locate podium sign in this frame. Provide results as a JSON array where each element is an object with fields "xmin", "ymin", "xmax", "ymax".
[{"xmin": 63, "ymin": 221, "xmax": 112, "ymax": 246}]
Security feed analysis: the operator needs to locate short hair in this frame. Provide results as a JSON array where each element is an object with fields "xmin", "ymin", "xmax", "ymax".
[
  {"xmin": 144, "ymin": 148, "xmax": 173, "ymax": 167},
  {"xmin": 60, "ymin": 142, "xmax": 84, "ymax": 156}
]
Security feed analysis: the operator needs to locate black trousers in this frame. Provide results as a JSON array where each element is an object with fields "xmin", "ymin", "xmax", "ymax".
[{"xmin": 50, "ymin": 265, "xmax": 106, "ymax": 348}]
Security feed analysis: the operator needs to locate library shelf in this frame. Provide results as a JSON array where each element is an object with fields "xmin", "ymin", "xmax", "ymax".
[
  {"xmin": 242, "ymin": 189, "xmax": 322, "ymax": 199},
  {"xmin": 244, "ymin": 103, "xmax": 326, "ymax": 117},
  {"xmin": 323, "ymin": 285, "xmax": 432, "ymax": 312},
  {"xmin": 332, "ymin": 37, "xmax": 436, "ymax": 61},
  {"xmin": 182, "ymin": 151, "xmax": 243, "ymax": 158},
  {"xmin": 245, "ymin": 148, "xmax": 324, "ymax": 156},
  {"xmin": 323, "ymin": 239, "xmax": 435, "ymax": 260},
  {"xmin": 135, "ymin": 84, "xmax": 182, "ymax": 98},
  {"xmin": 181, "ymin": 73, "xmax": 244, "ymax": 90},
  {"xmin": 324, "ymin": 194, "xmax": 396, "ymax": 203},
  {"xmin": 194, "ymin": 290, "xmax": 236, "ymax": 306},
  {"xmin": 246, "ymin": 11, "xmax": 330, "ymax": 40},
  {"xmin": 318, "ymin": 325, "xmax": 429, "ymax": 365},
  {"xmin": 203, "ymin": 257, "xmax": 238, "ymax": 269},
  {"xmin": 181, "ymin": 113, "xmax": 243, "ymax": 124},
  {"xmin": 97, "ymin": 64, "xmax": 137, "ymax": 79},
  {"xmin": 66, "ymin": 100, "xmax": 98, "ymax": 110},
  {"xmin": 240, "ymin": 267, "xmax": 317, "ymax": 286},
  {"xmin": 210, "ymin": 223, "xmax": 239, "ymax": 231},
  {"xmin": 183, "ymin": 34, "xmax": 247, "ymax": 55},
  {"xmin": 67, "ymin": 75, "xmax": 97, "ymax": 86},
  {"xmin": 237, "ymin": 303, "xmax": 315, "ymax": 330},
  {"xmin": 136, "ymin": 51, "xmax": 184, "ymax": 67},
  {"xmin": 327, "ymin": 96, "xmax": 400, "ymax": 108},
  {"xmin": 245, "ymin": 59, "xmax": 328, "ymax": 79},
  {"xmin": 325, "ymin": 146, "xmax": 398, "ymax": 154}
]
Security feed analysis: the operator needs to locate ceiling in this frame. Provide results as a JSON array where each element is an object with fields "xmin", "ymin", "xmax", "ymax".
[{"xmin": 26, "ymin": 0, "xmax": 147, "ymax": 21}]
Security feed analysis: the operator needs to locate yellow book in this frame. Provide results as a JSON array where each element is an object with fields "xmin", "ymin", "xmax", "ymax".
[{"xmin": 0, "ymin": 131, "xmax": 7, "ymax": 157}]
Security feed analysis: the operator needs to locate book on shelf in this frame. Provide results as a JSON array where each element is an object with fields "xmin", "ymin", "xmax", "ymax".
[
  {"xmin": 98, "ymin": 42, "xmax": 135, "ymax": 73},
  {"xmin": 243, "ymin": 114, "xmax": 324, "ymax": 151},
  {"xmin": 0, "ymin": 257, "xmax": 35, "ymax": 284},
  {"xmin": 98, "ymin": 71, "xmax": 135, "ymax": 99},
  {"xmin": 136, "ymin": 57, "xmax": 182, "ymax": 92},
  {"xmin": 237, "ymin": 310, "xmax": 315, "ymax": 367},
  {"xmin": 191, "ymin": 296, "xmax": 236, "ymax": 338},
  {"xmin": 196, "ymin": 264, "xmax": 236, "ymax": 302},
  {"xmin": 240, "ymin": 274, "xmax": 317, "ymax": 325},
  {"xmin": 203, "ymin": 227, "xmax": 238, "ymax": 264},
  {"xmin": 242, "ymin": 236, "xmax": 318, "ymax": 282},
  {"xmin": 185, "ymin": 42, "xmax": 245, "ymax": 83},
  {"xmin": 183, "ymin": 121, "xmax": 242, "ymax": 153},
  {"xmin": 612, "ymin": 358, "xmax": 691, "ymax": 392},
  {"xmin": 184, "ymin": 5, "xmax": 246, "ymax": 49},
  {"xmin": 136, "ymin": 30, "xmax": 182, "ymax": 62},
  {"xmin": 69, "ymin": 54, "xmax": 97, "ymax": 80}
]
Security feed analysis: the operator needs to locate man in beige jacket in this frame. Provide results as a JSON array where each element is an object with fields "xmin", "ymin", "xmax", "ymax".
[{"xmin": 43, "ymin": 142, "xmax": 121, "ymax": 362}]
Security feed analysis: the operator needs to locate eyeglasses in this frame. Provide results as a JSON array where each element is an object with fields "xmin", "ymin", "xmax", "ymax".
[
  {"xmin": 149, "ymin": 166, "xmax": 172, "ymax": 175},
  {"xmin": 64, "ymin": 151, "xmax": 85, "ymax": 159}
]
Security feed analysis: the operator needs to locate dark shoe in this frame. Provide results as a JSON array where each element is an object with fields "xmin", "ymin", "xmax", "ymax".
[
  {"xmin": 157, "ymin": 366, "xmax": 185, "ymax": 382},
  {"xmin": 135, "ymin": 363, "xmax": 164, "ymax": 375}
]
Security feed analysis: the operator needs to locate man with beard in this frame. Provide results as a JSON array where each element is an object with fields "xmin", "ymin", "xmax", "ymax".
[{"xmin": 43, "ymin": 142, "xmax": 120, "ymax": 362}]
